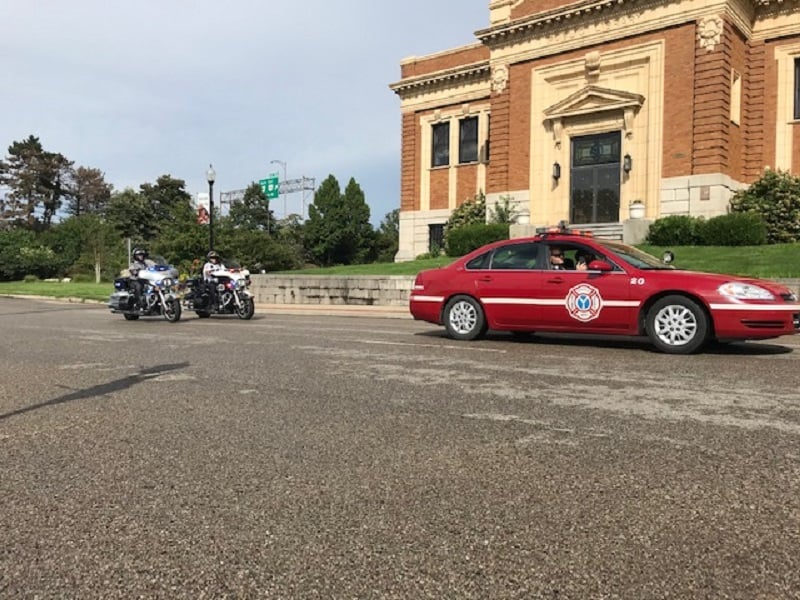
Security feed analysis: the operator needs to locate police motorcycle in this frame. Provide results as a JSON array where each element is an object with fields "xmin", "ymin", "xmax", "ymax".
[
  {"xmin": 108, "ymin": 255, "xmax": 182, "ymax": 322},
  {"xmin": 183, "ymin": 258, "xmax": 255, "ymax": 320}
]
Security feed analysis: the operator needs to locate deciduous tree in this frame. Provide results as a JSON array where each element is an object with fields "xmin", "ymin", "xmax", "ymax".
[
  {"xmin": 67, "ymin": 167, "xmax": 113, "ymax": 217},
  {"xmin": 229, "ymin": 182, "xmax": 275, "ymax": 233}
]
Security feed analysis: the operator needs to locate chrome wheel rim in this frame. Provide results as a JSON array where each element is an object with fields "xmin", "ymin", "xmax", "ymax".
[
  {"xmin": 654, "ymin": 304, "xmax": 697, "ymax": 346},
  {"xmin": 449, "ymin": 300, "xmax": 477, "ymax": 335}
]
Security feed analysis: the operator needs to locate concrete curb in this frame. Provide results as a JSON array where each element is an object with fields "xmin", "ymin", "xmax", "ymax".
[{"xmin": 255, "ymin": 303, "xmax": 411, "ymax": 319}]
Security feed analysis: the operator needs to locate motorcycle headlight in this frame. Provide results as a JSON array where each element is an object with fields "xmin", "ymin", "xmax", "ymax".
[
  {"xmin": 718, "ymin": 282, "xmax": 775, "ymax": 301},
  {"xmin": 161, "ymin": 278, "xmax": 173, "ymax": 287}
]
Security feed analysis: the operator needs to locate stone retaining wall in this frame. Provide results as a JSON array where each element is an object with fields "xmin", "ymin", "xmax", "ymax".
[
  {"xmin": 251, "ymin": 275, "xmax": 415, "ymax": 306},
  {"xmin": 250, "ymin": 275, "xmax": 800, "ymax": 306}
]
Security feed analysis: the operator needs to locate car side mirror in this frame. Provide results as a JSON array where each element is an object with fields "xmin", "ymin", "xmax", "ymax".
[
  {"xmin": 588, "ymin": 259, "xmax": 613, "ymax": 272},
  {"xmin": 662, "ymin": 250, "xmax": 675, "ymax": 264}
]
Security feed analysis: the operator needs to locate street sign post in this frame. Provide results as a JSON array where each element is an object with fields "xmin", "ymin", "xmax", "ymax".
[{"xmin": 259, "ymin": 173, "xmax": 280, "ymax": 199}]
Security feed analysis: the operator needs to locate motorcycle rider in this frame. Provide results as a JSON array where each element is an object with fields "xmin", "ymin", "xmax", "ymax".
[
  {"xmin": 202, "ymin": 250, "xmax": 223, "ymax": 309},
  {"xmin": 128, "ymin": 247, "xmax": 152, "ymax": 309}
]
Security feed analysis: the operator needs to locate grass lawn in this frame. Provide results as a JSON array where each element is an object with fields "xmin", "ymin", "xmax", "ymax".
[
  {"xmin": 0, "ymin": 280, "xmax": 110, "ymax": 301},
  {"xmin": 1, "ymin": 244, "xmax": 799, "ymax": 302},
  {"xmin": 281, "ymin": 244, "xmax": 800, "ymax": 279},
  {"xmin": 639, "ymin": 244, "xmax": 800, "ymax": 279}
]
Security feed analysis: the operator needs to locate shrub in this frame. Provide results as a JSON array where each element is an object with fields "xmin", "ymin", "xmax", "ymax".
[
  {"xmin": 699, "ymin": 213, "xmax": 767, "ymax": 246},
  {"xmin": 730, "ymin": 169, "xmax": 800, "ymax": 243},
  {"xmin": 489, "ymin": 195, "xmax": 518, "ymax": 224},
  {"xmin": 446, "ymin": 192, "xmax": 486, "ymax": 231},
  {"xmin": 23, "ymin": 274, "xmax": 40, "ymax": 283},
  {"xmin": 70, "ymin": 273, "xmax": 97, "ymax": 283},
  {"xmin": 646, "ymin": 215, "xmax": 704, "ymax": 245},
  {"xmin": 445, "ymin": 223, "xmax": 509, "ymax": 257}
]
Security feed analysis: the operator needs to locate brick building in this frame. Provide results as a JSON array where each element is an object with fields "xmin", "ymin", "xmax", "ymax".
[{"xmin": 390, "ymin": 0, "xmax": 800, "ymax": 261}]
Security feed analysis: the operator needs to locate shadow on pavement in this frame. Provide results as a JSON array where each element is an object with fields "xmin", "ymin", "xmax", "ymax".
[{"xmin": 0, "ymin": 362, "xmax": 190, "ymax": 422}]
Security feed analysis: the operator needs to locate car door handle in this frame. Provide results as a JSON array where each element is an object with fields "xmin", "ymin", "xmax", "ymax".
[
  {"xmin": 478, "ymin": 276, "xmax": 493, "ymax": 282},
  {"xmin": 547, "ymin": 277, "xmax": 564, "ymax": 284}
]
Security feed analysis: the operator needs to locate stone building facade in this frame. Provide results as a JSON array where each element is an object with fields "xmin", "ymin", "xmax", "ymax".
[{"xmin": 390, "ymin": 0, "xmax": 800, "ymax": 261}]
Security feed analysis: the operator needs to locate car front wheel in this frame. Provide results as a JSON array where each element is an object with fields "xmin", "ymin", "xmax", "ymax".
[
  {"xmin": 443, "ymin": 295, "xmax": 487, "ymax": 341},
  {"xmin": 646, "ymin": 295, "xmax": 709, "ymax": 354}
]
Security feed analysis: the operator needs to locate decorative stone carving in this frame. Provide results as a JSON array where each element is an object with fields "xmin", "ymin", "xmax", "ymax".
[
  {"xmin": 624, "ymin": 107, "xmax": 635, "ymax": 139},
  {"xmin": 491, "ymin": 64, "xmax": 509, "ymax": 93},
  {"xmin": 585, "ymin": 51, "xmax": 601, "ymax": 80},
  {"xmin": 697, "ymin": 16, "xmax": 723, "ymax": 52},
  {"xmin": 552, "ymin": 118, "xmax": 563, "ymax": 149}
]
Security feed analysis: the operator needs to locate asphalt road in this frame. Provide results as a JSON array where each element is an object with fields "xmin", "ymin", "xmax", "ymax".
[{"xmin": 1, "ymin": 298, "xmax": 800, "ymax": 599}]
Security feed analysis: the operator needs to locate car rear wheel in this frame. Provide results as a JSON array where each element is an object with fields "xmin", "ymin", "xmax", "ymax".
[
  {"xmin": 646, "ymin": 295, "xmax": 708, "ymax": 354},
  {"xmin": 443, "ymin": 295, "xmax": 487, "ymax": 341}
]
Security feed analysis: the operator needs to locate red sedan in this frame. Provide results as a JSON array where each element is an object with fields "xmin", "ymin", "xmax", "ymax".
[{"xmin": 409, "ymin": 229, "xmax": 800, "ymax": 354}]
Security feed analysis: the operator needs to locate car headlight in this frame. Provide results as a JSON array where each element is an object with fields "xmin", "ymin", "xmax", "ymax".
[{"xmin": 718, "ymin": 282, "xmax": 775, "ymax": 301}]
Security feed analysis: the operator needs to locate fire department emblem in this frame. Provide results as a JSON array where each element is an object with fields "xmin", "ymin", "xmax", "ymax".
[{"xmin": 565, "ymin": 283, "xmax": 603, "ymax": 322}]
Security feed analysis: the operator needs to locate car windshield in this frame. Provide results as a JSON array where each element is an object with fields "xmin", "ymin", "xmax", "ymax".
[{"xmin": 598, "ymin": 240, "xmax": 675, "ymax": 270}]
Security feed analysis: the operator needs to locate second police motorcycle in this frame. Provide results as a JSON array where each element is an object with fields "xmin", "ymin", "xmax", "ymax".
[{"xmin": 183, "ymin": 251, "xmax": 255, "ymax": 320}]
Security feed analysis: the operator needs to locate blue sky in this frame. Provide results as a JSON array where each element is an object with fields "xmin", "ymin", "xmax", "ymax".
[{"xmin": 0, "ymin": 1, "xmax": 489, "ymax": 225}]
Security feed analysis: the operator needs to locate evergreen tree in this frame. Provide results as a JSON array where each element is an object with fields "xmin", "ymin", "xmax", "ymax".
[
  {"xmin": 341, "ymin": 177, "xmax": 376, "ymax": 263},
  {"xmin": 305, "ymin": 175, "xmax": 375, "ymax": 266},
  {"xmin": 375, "ymin": 208, "xmax": 399, "ymax": 263},
  {"xmin": 0, "ymin": 135, "xmax": 73, "ymax": 229}
]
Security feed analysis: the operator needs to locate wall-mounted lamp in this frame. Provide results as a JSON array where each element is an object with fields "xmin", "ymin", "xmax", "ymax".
[
  {"xmin": 623, "ymin": 153, "xmax": 632, "ymax": 173},
  {"xmin": 552, "ymin": 161, "xmax": 561, "ymax": 181}
]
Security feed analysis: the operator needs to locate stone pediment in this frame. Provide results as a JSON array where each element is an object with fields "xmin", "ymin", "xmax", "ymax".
[{"xmin": 544, "ymin": 85, "xmax": 644, "ymax": 120}]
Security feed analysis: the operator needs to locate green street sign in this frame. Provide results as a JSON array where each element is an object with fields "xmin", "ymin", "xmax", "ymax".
[{"xmin": 259, "ymin": 173, "xmax": 280, "ymax": 199}]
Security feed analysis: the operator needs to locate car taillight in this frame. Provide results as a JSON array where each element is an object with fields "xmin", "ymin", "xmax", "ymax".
[{"xmin": 413, "ymin": 274, "xmax": 425, "ymax": 291}]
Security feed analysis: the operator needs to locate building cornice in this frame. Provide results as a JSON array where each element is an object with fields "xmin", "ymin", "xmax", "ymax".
[
  {"xmin": 477, "ymin": 0, "xmax": 798, "ymax": 46},
  {"xmin": 390, "ymin": 0, "xmax": 799, "ymax": 100},
  {"xmin": 477, "ymin": 0, "xmax": 654, "ymax": 45},
  {"xmin": 389, "ymin": 61, "xmax": 490, "ymax": 97}
]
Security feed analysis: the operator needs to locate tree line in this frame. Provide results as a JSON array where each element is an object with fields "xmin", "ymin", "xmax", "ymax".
[{"xmin": 0, "ymin": 135, "xmax": 399, "ymax": 282}]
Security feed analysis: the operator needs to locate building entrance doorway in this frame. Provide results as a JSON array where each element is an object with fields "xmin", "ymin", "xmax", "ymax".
[{"xmin": 570, "ymin": 131, "xmax": 621, "ymax": 224}]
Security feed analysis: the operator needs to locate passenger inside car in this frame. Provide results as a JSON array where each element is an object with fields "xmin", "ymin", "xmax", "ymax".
[
  {"xmin": 549, "ymin": 246, "xmax": 575, "ymax": 270},
  {"xmin": 576, "ymin": 249, "xmax": 597, "ymax": 271}
]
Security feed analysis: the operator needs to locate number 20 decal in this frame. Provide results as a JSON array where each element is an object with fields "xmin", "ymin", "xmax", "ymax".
[{"xmin": 630, "ymin": 277, "xmax": 646, "ymax": 286}]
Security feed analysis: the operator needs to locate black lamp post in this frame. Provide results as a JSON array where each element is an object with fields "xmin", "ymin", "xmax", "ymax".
[{"xmin": 206, "ymin": 164, "xmax": 216, "ymax": 251}]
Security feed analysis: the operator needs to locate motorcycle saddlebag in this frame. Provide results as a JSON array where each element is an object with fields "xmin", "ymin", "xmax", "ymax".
[{"xmin": 109, "ymin": 291, "xmax": 134, "ymax": 311}]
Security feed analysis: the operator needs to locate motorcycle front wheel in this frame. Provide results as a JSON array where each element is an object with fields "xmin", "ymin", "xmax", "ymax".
[
  {"xmin": 162, "ymin": 298, "xmax": 182, "ymax": 322},
  {"xmin": 236, "ymin": 297, "xmax": 255, "ymax": 320}
]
